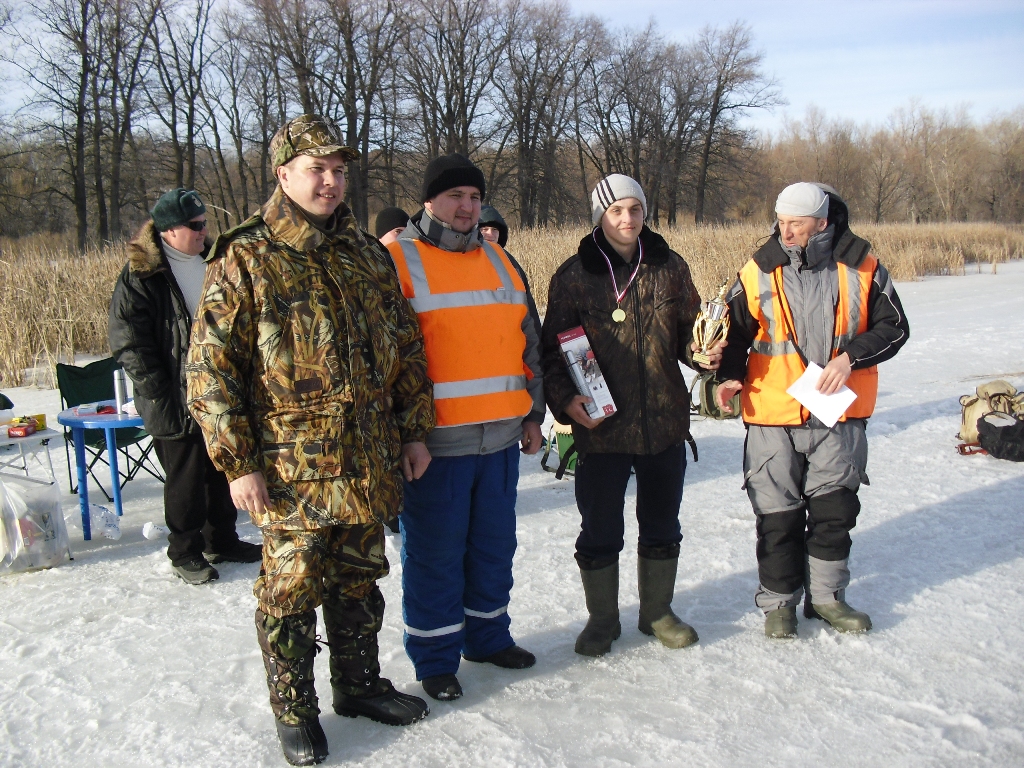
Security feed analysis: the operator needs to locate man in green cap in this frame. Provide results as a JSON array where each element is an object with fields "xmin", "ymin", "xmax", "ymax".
[
  {"xmin": 109, "ymin": 188, "xmax": 262, "ymax": 586},
  {"xmin": 186, "ymin": 115, "xmax": 435, "ymax": 766}
]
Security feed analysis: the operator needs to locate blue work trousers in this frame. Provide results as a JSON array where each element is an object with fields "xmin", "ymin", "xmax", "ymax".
[{"xmin": 400, "ymin": 445, "xmax": 520, "ymax": 680}]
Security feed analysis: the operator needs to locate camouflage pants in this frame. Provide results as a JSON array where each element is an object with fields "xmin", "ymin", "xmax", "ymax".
[{"xmin": 254, "ymin": 522, "xmax": 388, "ymax": 618}]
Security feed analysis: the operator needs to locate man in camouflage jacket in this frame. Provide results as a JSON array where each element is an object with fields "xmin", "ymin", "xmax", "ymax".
[
  {"xmin": 541, "ymin": 174, "xmax": 724, "ymax": 659},
  {"xmin": 186, "ymin": 115, "xmax": 434, "ymax": 766}
]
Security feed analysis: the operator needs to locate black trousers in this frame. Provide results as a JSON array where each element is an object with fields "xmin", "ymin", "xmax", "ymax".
[
  {"xmin": 755, "ymin": 488, "xmax": 861, "ymax": 595},
  {"xmin": 153, "ymin": 433, "xmax": 241, "ymax": 565},
  {"xmin": 574, "ymin": 443, "xmax": 686, "ymax": 566}
]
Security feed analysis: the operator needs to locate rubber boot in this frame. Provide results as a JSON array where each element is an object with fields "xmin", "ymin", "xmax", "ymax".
[
  {"xmin": 805, "ymin": 595, "xmax": 872, "ymax": 633},
  {"xmin": 255, "ymin": 610, "xmax": 328, "ymax": 766},
  {"xmin": 637, "ymin": 556, "xmax": 698, "ymax": 649},
  {"xmin": 323, "ymin": 586, "xmax": 429, "ymax": 726},
  {"xmin": 764, "ymin": 606, "xmax": 798, "ymax": 638},
  {"xmin": 575, "ymin": 561, "xmax": 621, "ymax": 657}
]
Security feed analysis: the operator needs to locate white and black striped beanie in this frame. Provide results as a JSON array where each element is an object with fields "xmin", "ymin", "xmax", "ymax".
[{"xmin": 591, "ymin": 174, "xmax": 647, "ymax": 225}]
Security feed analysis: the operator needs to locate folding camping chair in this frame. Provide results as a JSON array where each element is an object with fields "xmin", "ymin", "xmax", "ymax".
[
  {"xmin": 55, "ymin": 358, "xmax": 164, "ymax": 501},
  {"xmin": 540, "ymin": 422, "xmax": 577, "ymax": 478}
]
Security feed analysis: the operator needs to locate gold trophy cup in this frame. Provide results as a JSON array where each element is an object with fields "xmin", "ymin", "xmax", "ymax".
[{"xmin": 691, "ymin": 282, "xmax": 731, "ymax": 366}]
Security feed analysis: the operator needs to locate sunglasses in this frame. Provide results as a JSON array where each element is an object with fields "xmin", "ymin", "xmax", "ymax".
[{"xmin": 182, "ymin": 220, "xmax": 208, "ymax": 232}]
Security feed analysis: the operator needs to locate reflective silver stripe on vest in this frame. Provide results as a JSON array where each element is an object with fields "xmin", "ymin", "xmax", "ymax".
[
  {"xmin": 752, "ymin": 268, "xmax": 791, "ymax": 356},
  {"xmin": 464, "ymin": 605, "xmax": 508, "ymax": 619},
  {"xmin": 757, "ymin": 269, "xmax": 780, "ymax": 344},
  {"xmin": 404, "ymin": 620, "xmax": 465, "ymax": 638},
  {"xmin": 433, "ymin": 375, "xmax": 527, "ymax": 401},
  {"xmin": 481, "ymin": 241, "xmax": 516, "ymax": 291},
  {"xmin": 835, "ymin": 263, "xmax": 865, "ymax": 349},
  {"xmin": 398, "ymin": 239, "xmax": 431, "ymax": 297},
  {"xmin": 410, "ymin": 288, "xmax": 527, "ymax": 314},
  {"xmin": 399, "ymin": 238, "xmax": 526, "ymax": 313},
  {"xmin": 751, "ymin": 338, "xmax": 800, "ymax": 356}
]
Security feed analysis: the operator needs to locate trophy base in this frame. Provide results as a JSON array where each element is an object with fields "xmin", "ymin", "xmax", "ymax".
[{"xmin": 692, "ymin": 351, "xmax": 713, "ymax": 366}]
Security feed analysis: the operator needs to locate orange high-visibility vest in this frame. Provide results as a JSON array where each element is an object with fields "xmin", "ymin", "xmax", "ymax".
[
  {"xmin": 387, "ymin": 237, "xmax": 534, "ymax": 427},
  {"xmin": 738, "ymin": 254, "xmax": 879, "ymax": 426}
]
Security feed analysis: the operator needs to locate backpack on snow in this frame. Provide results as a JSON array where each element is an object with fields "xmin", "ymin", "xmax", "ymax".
[
  {"xmin": 977, "ymin": 412, "xmax": 1024, "ymax": 462},
  {"xmin": 689, "ymin": 372, "xmax": 741, "ymax": 421},
  {"xmin": 956, "ymin": 380, "xmax": 1024, "ymax": 455}
]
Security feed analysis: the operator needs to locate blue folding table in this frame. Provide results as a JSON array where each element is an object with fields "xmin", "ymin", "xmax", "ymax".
[{"xmin": 57, "ymin": 401, "xmax": 145, "ymax": 540}]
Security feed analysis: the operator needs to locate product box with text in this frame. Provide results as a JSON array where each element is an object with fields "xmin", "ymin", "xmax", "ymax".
[{"xmin": 557, "ymin": 326, "xmax": 617, "ymax": 419}]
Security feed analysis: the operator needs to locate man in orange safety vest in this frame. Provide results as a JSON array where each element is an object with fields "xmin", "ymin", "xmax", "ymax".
[
  {"xmin": 716, "ymin": 182, "xmax": 909, "ymax": 640},
  {"xmin": 386, "ymin": 154, "xmax": 545, "ymax": 701}
]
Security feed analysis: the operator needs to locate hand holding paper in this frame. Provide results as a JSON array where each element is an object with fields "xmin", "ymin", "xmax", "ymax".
[{"xmin": 786, "ymin": 362, "xmax": 857, "ymax": 428}]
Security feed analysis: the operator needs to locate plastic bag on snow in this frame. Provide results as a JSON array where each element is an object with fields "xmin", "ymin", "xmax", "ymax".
[{"xmin": 0, "ymin": 476, "xmax": 72, "ymax": 575}]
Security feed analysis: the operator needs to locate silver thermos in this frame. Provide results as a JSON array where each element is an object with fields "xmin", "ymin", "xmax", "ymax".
[{"xmin": 114, "ymin": 368, "xmax": 127, "ymax": 413}]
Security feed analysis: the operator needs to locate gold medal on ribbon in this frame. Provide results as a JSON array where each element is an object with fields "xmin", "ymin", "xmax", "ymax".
[{"xmin": 593, "ymin": 230, "xmax": 644, "ymax": 328}]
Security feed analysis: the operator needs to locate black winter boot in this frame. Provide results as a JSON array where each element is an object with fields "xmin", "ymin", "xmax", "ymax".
[
  {"xmin": 575, "ymin": 559, "xmax": 621, "ymax": 657},
  {"xmin": 255, "ymin": 610, "xmax": 328, "ymax": 766},
  {"xmin": 637, "ymin": 553, "xmax": 698, "ymax": 649},
  {"xmin": 323, "ymin": 587, "xmax": 429, "ymax": 726}
]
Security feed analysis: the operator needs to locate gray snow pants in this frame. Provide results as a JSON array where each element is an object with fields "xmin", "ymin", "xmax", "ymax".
[{"xmin": 742, "ymin": 419, "xmax": 869, "ymax": 613}]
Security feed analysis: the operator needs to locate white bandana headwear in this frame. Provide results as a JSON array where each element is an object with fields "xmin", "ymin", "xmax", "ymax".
[{"xmin": 776, "ymin": 182, "xmax": 829, "ymax": 219}]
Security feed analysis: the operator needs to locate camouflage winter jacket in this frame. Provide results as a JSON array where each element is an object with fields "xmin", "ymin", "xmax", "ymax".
[
  {"xmin": 186, "ymin": 186, "xmax": 434, "ymax": 529},
  {"xmin": 541, "ymin": 226, "xmax": 701, "ymax": 456}
]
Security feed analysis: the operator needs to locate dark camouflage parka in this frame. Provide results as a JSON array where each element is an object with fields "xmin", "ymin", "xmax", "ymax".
[
  {"xmin": 540, "ymin": 225, "xmax": 701, "ymax": 456},
  {"xmin": 186, "ymin": 186, "xmax": 434, "ymax": 530}
]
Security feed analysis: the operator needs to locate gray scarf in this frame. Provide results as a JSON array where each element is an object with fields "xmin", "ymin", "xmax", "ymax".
[{"xmin": 410, "ymin": 208, "xmax": 482, "ymax": 253}]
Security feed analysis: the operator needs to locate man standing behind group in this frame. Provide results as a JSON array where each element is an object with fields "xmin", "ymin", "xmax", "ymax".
[
  {"xmin": 187, "ymin": 115, "xmax": 435, "ymax": 766},
  {"xmin": 541, "ymin": 174, "xmax": 718, "ymax": 658},
  {"xmin": 386, "ymin": 154, "xmax": 544, "ymax": 702},
  {"xmin": 109, "ymin": 189, "xmax": 261, "ymax": 586},
  {"xmin": 716, "ymin": 182, "xmax": 909, "ymax": 640}
]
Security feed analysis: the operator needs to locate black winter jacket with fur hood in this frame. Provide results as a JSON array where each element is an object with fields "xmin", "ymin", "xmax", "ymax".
[
  {"xmin": 108, "ymin": 220, "xmax": 211, "ymax": 440},
  {"xmin": 541, "ymin": 226, "xmax": 702, "ymax": 456}
]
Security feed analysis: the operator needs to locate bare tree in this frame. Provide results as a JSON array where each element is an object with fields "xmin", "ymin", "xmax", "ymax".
[
  {"xmin": 693, "ymin": 22, "xmax": 780, "ymax": 223},
  {"xmin": 495, "ymin": 0, "xmax": 593, "ymax": 225},
  {"xmin": 864, "ymin": 128, "xmax": 904, "ymax": 222},
  {"xmin": 146, "ymin": 0, "xmax": 218, "ymax": 190},
  {"xmin": 399, "ymin": 0, "xmax": 507, "ymax": 160}
]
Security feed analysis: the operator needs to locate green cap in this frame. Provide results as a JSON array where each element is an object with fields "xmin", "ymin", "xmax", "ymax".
[
  {"xmin": 270, "ymin": 114, "xmax": 359, "ymax": 171},
  {"xmin": 151, "ymin": 188, "xmax": 206, "ymax": 232}
]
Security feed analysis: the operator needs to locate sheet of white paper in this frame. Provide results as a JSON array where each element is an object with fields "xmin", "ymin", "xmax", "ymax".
[{"xmin": 785, "ymin": 362, "xmax": 858, "ymax": 428}]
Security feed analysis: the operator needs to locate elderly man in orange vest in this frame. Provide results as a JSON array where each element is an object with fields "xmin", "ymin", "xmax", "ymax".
[
  {"xmin": 386, "ymin": 154, "xmax": 545, "ymax": 701},
  {"xmin": 716, "ymin": 182, "xmax": 909, "ymax": 640}
]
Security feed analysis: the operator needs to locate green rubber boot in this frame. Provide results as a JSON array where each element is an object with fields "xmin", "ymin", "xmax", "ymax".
[
  {"xmin": 575, "ymin": 561, "xmax": 621, "ymax": 657},
  {"xmin": 806, "ymin": 600, "xmax": 872, "ymax": 633},
  {"xmin": 637, "ymin": 556, "xmax": 698, "ymax": 649},
  {"xmin": 764, "ymin": 606, "xmax": 798, "ymax": 639}
]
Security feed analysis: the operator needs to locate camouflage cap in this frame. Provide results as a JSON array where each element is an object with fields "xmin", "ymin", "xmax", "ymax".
[{"xmin": 270, "ymin": 114, "xmax": 359, "ymax": 171}]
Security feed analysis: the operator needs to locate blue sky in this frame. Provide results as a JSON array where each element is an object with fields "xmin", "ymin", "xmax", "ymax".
[{"xmin": 568, "ymin": 0, "xmax": 1024, "ymax": 134}]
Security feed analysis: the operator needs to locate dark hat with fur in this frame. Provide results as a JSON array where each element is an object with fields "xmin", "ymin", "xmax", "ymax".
[{"xmin": 151, "ymin": 188, "xmax": 206, "ymax": 232}]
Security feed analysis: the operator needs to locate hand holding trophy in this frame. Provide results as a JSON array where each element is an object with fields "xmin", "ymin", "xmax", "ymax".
[{"xmin": 691, "ymin": 281, "xmax": 731, "ymax": 367}]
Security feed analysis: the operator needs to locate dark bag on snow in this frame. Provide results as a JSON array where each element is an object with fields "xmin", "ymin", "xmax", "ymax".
[{"xmin": 976, "ymin": 412, "xmax": 1024, "ymax": 462}]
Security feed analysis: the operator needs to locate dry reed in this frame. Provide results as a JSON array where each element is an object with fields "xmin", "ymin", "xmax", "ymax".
[{"xmin": 1, "ymin": 221, "xmax": 1021, "ymax": 386}]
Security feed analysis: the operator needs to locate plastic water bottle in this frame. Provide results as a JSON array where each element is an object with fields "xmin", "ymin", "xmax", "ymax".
[
  {"xmin": 113, "ymin": 369, "xmax": 127, "ymax": 413},
  {"xmin": 88, "ymin": 504, "xmax": 121, "ymax": 540},
  {"xmin": 142, "ymin": 521, "xmax": 169, "ymax": 540}
]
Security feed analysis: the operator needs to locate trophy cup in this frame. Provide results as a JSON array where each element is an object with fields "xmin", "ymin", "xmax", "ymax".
[{"xmin": 691, "ymin": 282, "xmax": 731, "ymax": 366}]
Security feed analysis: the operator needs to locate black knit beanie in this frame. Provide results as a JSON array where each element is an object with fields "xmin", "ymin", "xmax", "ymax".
[
  {"xmin": 151, "ymin": 188, "xmax": 206, "ymax": 232},
  {"xmin": 374, "ymin": 206, "xmax": 410, "ymax": 238},
  {"xmin": 421, "ymin": 153, "xmax": 486, "ymax": 202}
]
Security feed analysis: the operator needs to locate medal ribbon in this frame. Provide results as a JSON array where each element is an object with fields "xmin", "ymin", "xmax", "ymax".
[{"xmin": 592, "ymin": 229, "xmax": 644, "ymax": 306}]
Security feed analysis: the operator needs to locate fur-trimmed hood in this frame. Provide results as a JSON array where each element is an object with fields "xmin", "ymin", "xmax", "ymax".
[{"xmin": 126, "ymin": 219, "xmax": 212, "ymax": 276}]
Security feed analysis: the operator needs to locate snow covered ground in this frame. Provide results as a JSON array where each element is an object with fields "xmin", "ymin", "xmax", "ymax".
[{"xmin": 2, "ymin": 261, "xmax": 1023, "ymax": 768}]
